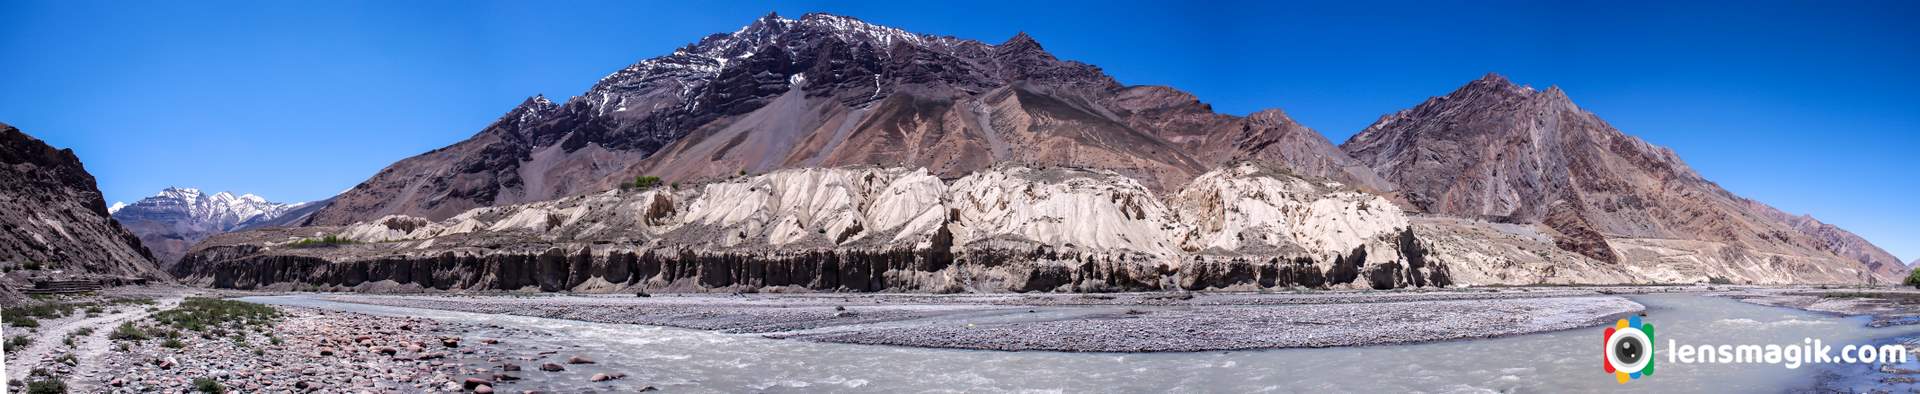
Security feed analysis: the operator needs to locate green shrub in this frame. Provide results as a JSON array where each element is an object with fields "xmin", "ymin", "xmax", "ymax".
[
  {"xmin": 25, "ymin": 377, "xmax": 65, "ymax": 394},
  {"xmin": 193, "ymin": 378, "xmax": 226, "ymax": 394},
  {"xmin": 1906, "ymin": 267, "xmax": 1920, "ymax": 289},
  {"xmin": 7, "ymin": 315, "xmax": 40, "ymax": 328},
  {"xmin": 287, "ymin": 235, "xmax": 355, "ymax": 248},
  {"xmin": 161, "ymin": 338, "xmax": 184, "ymax": 349},
  {"xmin": 22, "ymin": 261, "xmax": 42, "ymax": 271},
  {"xmin": 152, "ymin": 298, "xmax": 281, "ymax": 333},
  {"xmin": 621, "ymin": 175, "xmax": 664, "ymax": 190},
  {"xmin": 5, "ymin": 335, "xmax": 30, "ymax": 351},
  {"xmin": 110, "ymin": 322, "xmax": 147, "ymax": 341}
]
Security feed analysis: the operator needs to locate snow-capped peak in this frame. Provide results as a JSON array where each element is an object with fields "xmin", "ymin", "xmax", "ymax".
[
  {"xmin": 112, "ymin": 187, "xmax": 308, "ymax": 232},
  {"xmin": 108, "ymin": 201, "xmax": 127, "ymax": 214},
  {"xmin": 157, "ymin": 187, "xmax": 203, "ymax": 201}
]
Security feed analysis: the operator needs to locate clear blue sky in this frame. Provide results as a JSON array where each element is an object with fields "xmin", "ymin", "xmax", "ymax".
[{"xmin": 1, "ymin": 1, "xmax": 1914, "ymax": 261}]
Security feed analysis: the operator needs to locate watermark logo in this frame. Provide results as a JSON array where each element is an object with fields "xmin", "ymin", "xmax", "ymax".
[{"xmin": 1603, "ymin": 315, "xmax": 1655, "ymax": 384}]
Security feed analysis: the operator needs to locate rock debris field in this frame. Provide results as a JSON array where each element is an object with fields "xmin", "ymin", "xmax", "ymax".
[
  {"xmin": 5, "ymin": 294, "xmax": 658, "ymax": 393},
  {"xmin": 331, "ymin": 288, "xmax": 1646, "ymax": 352}
]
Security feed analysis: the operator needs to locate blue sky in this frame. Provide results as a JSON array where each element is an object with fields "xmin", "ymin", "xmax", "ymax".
[{"xmin": 0, "ymin": 1, "xmax": 1913, "ymax": 261}]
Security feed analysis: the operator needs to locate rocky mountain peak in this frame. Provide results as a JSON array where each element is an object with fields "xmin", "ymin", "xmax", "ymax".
[
  {"xmin": 1000, "ymin": 31, "xmax": 1042, "ymax": 50},
  {"xmin": 1342, "ymin": 74, "xmax": 1905, "ymax": 282},
  {"xmin": 1244, "ymin": 108, "xmax": 1298, "ymax": 126},
  {"xmin": 112, "ymin": 187, "xmax": 309, "ymax": 265},
  {"xmin": 1444, "ymin": 72, "xmax": 1536, "ymax": 102}
]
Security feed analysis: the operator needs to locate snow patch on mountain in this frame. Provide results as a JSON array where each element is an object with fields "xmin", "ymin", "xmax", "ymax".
[{"xmin": 111, "ymin": 186, "xmax": 313, "ymax": 264}]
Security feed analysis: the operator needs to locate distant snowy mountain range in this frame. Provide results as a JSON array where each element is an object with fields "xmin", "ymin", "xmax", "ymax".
[{"xmin": 110, "ymin": 187, "xmax": 322, "ymax": 265}]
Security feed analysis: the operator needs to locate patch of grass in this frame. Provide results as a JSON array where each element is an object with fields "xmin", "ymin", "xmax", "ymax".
[
  {"xmin": 151, "ymin": 298, "xmax": 281, "ymax": 333},
  {"xmin": 620, "ymin": 175, "xmax": 664, "ymax": 190},
  {"xmin": 4, "ymin": 301, "xmax": 94, "ymax": 328},
  {"xmin": 6, "ymin": 315, "xmax": 40, "ymax": 328},
  {"xmin": 110, "ymin": 322, "xmax": 148, "ymax": 341},
  {"xmin": 5, "ymin": 335, "xmax": 31, "ymax": 351},
  {"xmin": 286, "ymin": 235, "xmax": 355, "ymax": 248},
  {"xmin": 193, "ymin": 377, "xmax": 226, "ymax": 393},
  {"xmin": 25, "ymin": 377, "xmax": 65, "ymax": 394},
  {"xmin": 7, "ymin": 301, "xmax": 91, "ymax": 318},
  {"xmin": 161, "ymin": 338, "xmax": 184, "ymax": 349}
]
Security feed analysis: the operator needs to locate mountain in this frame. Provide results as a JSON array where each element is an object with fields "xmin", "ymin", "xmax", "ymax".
[
  {"xmin": 0, "ymin": 122, "xmax": 165, "ymax": 301},
  {"xmin": 110, "ymin": 188, "xmax": 311, "ymax": 265},
  {"xmin": 306, "ymin": 12, "xmax": 1384, "ymax": 226},
  {"xmin": 1760, "ymin": 209, "xmax": 1909, "ymax": 280},
  {"xmin": 1341, "ymin": 74, "xmax": 1903, "ymax": 284},
  {"xmin": 182, "ymin": 14, "xmax": 1900, "ymax": 291},
  {"xmin": 233, "ymin": 197, "xmax": 332, "ymax": 230}
]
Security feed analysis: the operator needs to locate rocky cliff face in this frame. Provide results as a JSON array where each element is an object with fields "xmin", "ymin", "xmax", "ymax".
[
  {"xmin": 110, "ymin": 187, "xmax": 311, "ymax": 266},
  {"xmin": 1341, "ymin": 74, "xmax": 1900, "ymax": 284},
  {"xmin": 0, "ymin": 123, "xmax": 166, "ymax": 287},
  {"xmin": 1759, "ymin": 207, "xmax": 1910, "ymax": 279},
  {"xmin": 307, "ymin": 12, "xmax": 1381, "ymax": 226},
  {"xmin": 178, "ymin": 165, "xmax": 1445, "ymax": 292}
]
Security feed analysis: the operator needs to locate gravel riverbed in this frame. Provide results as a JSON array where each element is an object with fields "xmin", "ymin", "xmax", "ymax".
[{"xmin": 325, "ymin": 289, "xmax": 1646, "ymax": 352}]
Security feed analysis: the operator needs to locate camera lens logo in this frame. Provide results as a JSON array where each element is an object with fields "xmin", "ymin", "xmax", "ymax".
[{"xmin": 1602, "ymin": 315, "xmax": 1655, "ymax": 383}]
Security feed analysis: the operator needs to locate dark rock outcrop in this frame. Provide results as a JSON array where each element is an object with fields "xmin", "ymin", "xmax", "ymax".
[
  {"xmin": 0, "ymin": 123, "xmax": 167, "ymax": 303},
  {"xmin": 177, "ymin": 242, "xmax": 1447, "ymax": 293}
]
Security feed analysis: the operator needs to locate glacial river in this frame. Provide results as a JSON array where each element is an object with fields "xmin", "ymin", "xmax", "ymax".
[{"xmin": 242, "ymin": 294, "xmax": 1920, "ymax": 393}]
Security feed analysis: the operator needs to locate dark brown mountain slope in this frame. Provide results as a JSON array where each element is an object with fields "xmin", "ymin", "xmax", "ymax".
[
  {"xmin": 1341, "ymin": 74, "xmax": 1903, "ymax": 283},
  {"xmin": 0, "ymin": 123, "xmax": 167, "ymax": 290},
  {"xmin": 308, "ymin": 13, "xmax": 1383, "ymax": 225}
]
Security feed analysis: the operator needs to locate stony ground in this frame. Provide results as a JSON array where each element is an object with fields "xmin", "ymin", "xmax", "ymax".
[
  {"xmin": 5, "ymin": 297, "xmax": 180, "ymax": 390},
  {"xmin": 5, "ymin": 288, "xmax": 658, "ymax": 393},
  {"xmin": 329, "ymin": 287, "xmax": 1654, "ymax": 351}
]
